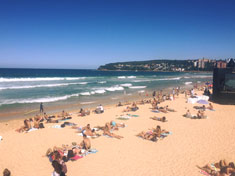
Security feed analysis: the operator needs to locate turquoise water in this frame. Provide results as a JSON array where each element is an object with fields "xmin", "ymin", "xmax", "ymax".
[{"xmin": 0, "ymin": 68, "xmax": 212, "ymax": 119}]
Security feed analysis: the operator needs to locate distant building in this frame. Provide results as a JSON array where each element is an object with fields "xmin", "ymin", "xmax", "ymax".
[{"xmin": 215, "ymin": 61, "xmax": 227, "ymax": 68}]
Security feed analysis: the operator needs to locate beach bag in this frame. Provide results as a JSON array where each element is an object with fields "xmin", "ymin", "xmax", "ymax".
[{"xmin": 39, "ymin": 123, "xmax": 45, "ymax": 128}]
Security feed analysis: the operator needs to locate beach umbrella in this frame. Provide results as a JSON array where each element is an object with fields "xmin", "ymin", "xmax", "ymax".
[{"xmin": 197, "ymin": 99, "xmax": 209, "ymax": 104}]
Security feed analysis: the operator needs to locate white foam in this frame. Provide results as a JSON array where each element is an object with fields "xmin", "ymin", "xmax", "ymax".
[
  {"xmin": 132, "ymin": 79, "xmax": 152, "ymax": 82},
  {"xmin": 94, "ymin": 89, "xmax": 106, "ymax": 94},
  {"xmin": 129, "ymin": 86, "xmax": 147, "ymax": 89},
  {"xmin": 0, "ymin": 82, "xmax": 85, "ymax": 90},
  {"xmin": 118, "ymin": 76, "xmax": 126, "ymax": 79},
  {"xmin": 90, "ymin": 91, "xmax": 96, "ymax": 95},
  {"xmin": 98, "ymin": 81, "xmax": 106, "ymax": 84},
  {"xmin": 80, "ymin": 92, "xmax": 91, "ymax": 96},
  {"xmin": 80, "ymin": 101, "xmax": 95, "ymax": 105},
  {"xmin": 106, "ymin": 86, "xmax": 124, "ymax": 92},
  {"xmin": 127, "ymin": 76, "xmax": 136, "ymax": 78},
  {"xmin": 185, "ymin": 82, "xmax": 192, "ymax": 85},
  {"xmin": 77, "ymin": 82, "xmax": 88, "ymax": 85},
  {"xmin": 120, "ymin": 83, "xmax": 132, "ymax": 87},
  {"xmin": 153, "ymin": 77, "xmax": 181, "ymax": 81},
  {"xmin": 0, "ymin": 77, "xmax": 86, "ymax": 82},
  {"xmin": 0, "ymin": 93, "xmax": 80, "ymax": 105}
]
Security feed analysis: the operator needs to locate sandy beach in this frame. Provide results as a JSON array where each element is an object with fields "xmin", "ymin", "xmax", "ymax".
[{"xmin": 0, "ymin": 89, "xmax": 234, "ymax": 176}]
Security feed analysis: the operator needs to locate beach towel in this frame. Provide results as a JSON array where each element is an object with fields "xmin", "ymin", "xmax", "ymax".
[
  {"xmin": 127, "ymin": 114, "xmax": 139, "ymax": 117},
  {"xmin": 199, "ymin": 170, "xmax": 211, "ymax": 176},
  {"xmin": 70, "ymin": 155, "xmax": 83, "ymax": 161},
  {"xmin": 160, "ymin": 132, "xmax": 172, "ymax": 138},
  {"xmin": 26, "ymin": 128, "xmax": 39, "ymax": 133},
  {"xmin": 103, "ymin": 134, "xmax": 113, "ymax": 138},
  {"xmin": 152, "ymin": 110, "xmax": 160, "ymax": 113},
  {"xmin": 117, "ymin": 115, "xmax": 130, "ymax": 120},
  {"xmin": 77, "ymin": 133, "xmax": 99, "ymax": 138},
  {"xmin": 81, "ymin": 149, "xmax": 99, "ymax": 156},
  {"xmin": 51, "ymin": 125, "xmax": 62, "ymax": 129}
]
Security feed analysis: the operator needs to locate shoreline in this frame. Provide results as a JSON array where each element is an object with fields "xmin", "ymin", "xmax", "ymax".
[{"xmin": 0, "ymin": 83, "xmax": 197, "ymax": 123}]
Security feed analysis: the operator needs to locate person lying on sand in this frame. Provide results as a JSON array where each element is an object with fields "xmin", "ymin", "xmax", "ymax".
[
  {"xmin": 199, "ymin": 160, "xmax": 235, "ymax": 176},
  {"xmin": 116, "ymin": 102, "xmax": 123, "ymax": 107},
  {"xmin": 197, "ymin": 110, "xmax": 207, "ymax": 119},
  {"xmin": 103, "ymin": 124, "xmax": 124, "ymax": 139},
  {"xmin": 150, "ymin": 116, "xmax": 167, "ymax": 122},
  {"xmin": 158, "ymin": 106, "xmax": 168, "ymax": 113},
  {"xmin": 15, "ymin": 119, "xmax": 32, "ymax": 133},
  {"xmin": 78, "ymin": 108, "xmax": 90, "ymax": 116},
  {"xmin": 57, "ymin": 110, "xmax": 70, "ymax": 118},
  {"xmin": 79, "ymin": 134, "xmax": 91, "ymax": 150},
  {"xmin": 151, "ymin": 125, "xmax": 169, "ymax": 137},
  {"xmin": 137, "ymin": 99, "xmax": 145, "ymax": 105},
  {"xmin": 110, "ymin": 120, "xmax": 125, "ymax": 130},
  {"xmin": 137, "ymin": 131, "xmax": 158, "ymax": 142},
  {"xmin": 207, "ymin": 103, "xmax": 214, "ymax": 111},
  {"xmin": 130, "ymin": 102, "xmax": 139, "ymax": 111},
  {"xmin": 123, "ymin": 106, "xmax": 131, "ymax": 112},
  {"xmin": 184, "ymin": 110, "xmax": 193, "ymax": 118},
  {"xmin": 165, "ymin": 105, "xmax": 176, "ymax": 112}
]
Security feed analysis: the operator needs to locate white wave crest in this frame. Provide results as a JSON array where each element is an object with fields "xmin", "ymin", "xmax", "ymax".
[
  {"xmin": 98, "ymin": 81, "xmax": 106, "ymax": 84},
  {"xmin": 0, "ymin": 93, "xmax": 79, "ymax": 105},
  {"xmin": 94, "ymin": 89, "xmax": 106, "ymax": 94},
  {"xmin": 118, "ymin": 76, "xmax": 126, "ymax": 79},
  {"xmin": 185, "ymin": 82, "xmax": 192, "ymax": 85},
  {"xmin": 120, "ymin": 83, "xmax": 132, "ymax": 87},
  {"xmin": 80, "ymin": 92, "xmax": 91, "ymax": 96},
  {"xmin": 129, "ymin": 86, "xmax": 147, "ymax": 89},
  {"xmin": 80, "ymin": 101, "xmax": 95, "ymax": 104},
  {"xmin": 127, "ymin": 76, "xmax": 136, "ymax": 78},
  {"xmin": 106, "ymin": 86, "xmax": 124, "ymax": 92},
  {"xmin": 0, "ymin": 82, "xmax": 86, "ymax": 90},
  {"xmin": 0, "ymin": 77, "xmax": 86, "ymax": 82}
]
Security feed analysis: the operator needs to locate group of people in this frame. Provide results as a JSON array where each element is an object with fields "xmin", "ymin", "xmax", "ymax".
[
  {"xmin": 16, "ymin": 110, "xmax": 73, "ymax": 133},
  {"xmin": 47, "ymin": 134, "xmax": 91, "ymax": 176},
  {"xmin": 137, "ymin": 125, "xmax": 170, "ymax": 142},
  {"xmin": 123, "ymin": 102, "xmax": 139, "ymax": 112},
  {"xmin": 184, "ymin": 103, "xmax": 214, "ymax": 119},
  {"xmin": 199, "ymin": 159, "xmax": 235, "ymax": 176}
]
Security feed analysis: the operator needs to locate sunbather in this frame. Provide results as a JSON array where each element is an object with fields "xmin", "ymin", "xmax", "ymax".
[
  {"xmin": 117, "ymin": 102, "xmax": 123, "ymax": 106},
  {"xmin": 199, "ymin": 160, "xmax": 235, "ymax": 176},
  {"xmin": 110, "ymin": 120, "xmax": 125, "ymax": 129},
  {"xmin": 207, "ymin": 103, "xmax": 214, "ymax": 110},
  {"xmin": 166, "ymin": 105, "xmax": 176, "ymax": 112},
  {"xmin": 150, "ymin": 116, "xmax": 167, "ymax": 122},
  {"xmin": 79, "ymin": 134, "xmax": 91, "ymax": 150},
  {"xmin": 103, "ymin": 124, "xmax": 123, "ymax": 139},
  {"xmin": 15, "ymin": 119, "xmax": 31, "ymax": 133}
]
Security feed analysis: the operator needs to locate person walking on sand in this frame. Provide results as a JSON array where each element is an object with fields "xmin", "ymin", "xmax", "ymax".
[{"xmin": 40, "ymin": 102, "xmax": 44, "ymax": 113}]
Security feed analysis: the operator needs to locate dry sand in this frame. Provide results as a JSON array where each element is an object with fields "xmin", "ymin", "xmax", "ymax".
[{"xmin": 0, "ymin": 90, "xmax": 235, "ymax": 176}]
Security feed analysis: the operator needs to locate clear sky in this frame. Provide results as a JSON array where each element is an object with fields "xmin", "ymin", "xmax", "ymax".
[{"xmin": 0, "ymin": 0, "xmax": 235, "ymax": 69}]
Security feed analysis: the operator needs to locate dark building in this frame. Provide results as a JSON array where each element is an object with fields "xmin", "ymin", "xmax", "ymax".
[{"xmin": 213, "ymin": 59, "xmax": 235, "ymax": 104}]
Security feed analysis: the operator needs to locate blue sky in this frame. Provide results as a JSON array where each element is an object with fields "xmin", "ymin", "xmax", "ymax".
[{"xmin": 0, "ymin": 0, "xmax": 235, "ymax": 69}]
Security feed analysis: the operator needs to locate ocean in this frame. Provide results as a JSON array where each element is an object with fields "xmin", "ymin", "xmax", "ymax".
[{"xmin": 0, "ymin": 68, "xmax": 212, "ymax": 120}]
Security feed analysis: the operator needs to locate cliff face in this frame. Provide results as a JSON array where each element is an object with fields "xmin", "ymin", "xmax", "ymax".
[{"xmin": 98, "ymin": 59, "xmax": 215, "ymax": 72}]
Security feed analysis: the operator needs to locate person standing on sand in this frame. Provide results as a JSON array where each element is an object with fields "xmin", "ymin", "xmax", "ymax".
[{"xmin": 40, "ymin": 102, "xmax": 44, "ymax": 113}]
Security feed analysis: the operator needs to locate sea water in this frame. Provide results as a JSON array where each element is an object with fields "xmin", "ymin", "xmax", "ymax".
[{"xmin": 0, "ymin": 68, "xmax": 212, "ymax": 120}]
